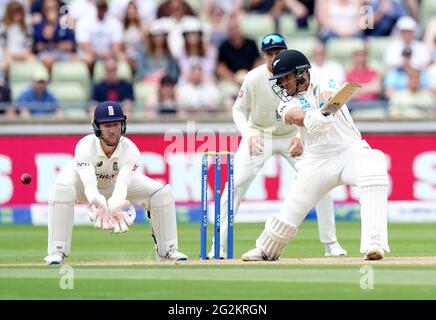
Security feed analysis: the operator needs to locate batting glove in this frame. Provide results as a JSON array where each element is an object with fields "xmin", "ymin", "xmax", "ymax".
[{"xmin": 303, "ymin": 109, "xmax": 335, "ymax": 135}]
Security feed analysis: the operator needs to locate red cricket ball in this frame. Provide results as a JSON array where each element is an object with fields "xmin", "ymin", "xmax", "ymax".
[{"xmin": 20, "ymin": 173, "xmax": 32, "ymax": 185}]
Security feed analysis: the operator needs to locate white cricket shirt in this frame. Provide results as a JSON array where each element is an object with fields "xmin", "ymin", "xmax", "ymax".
[
  {"xmin": 277, "ymin": 70, "xmax": 362, "ymax": 158},
  {"xmin": 70, "ymin": 134, "xmax": 140, "ymax": 202}
]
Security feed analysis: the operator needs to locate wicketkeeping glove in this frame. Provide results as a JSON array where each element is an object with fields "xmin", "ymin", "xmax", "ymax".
[
  {"xmin": 88, "ymin": 194, "xmax": 113, "ymax": 231},
  {"xmin": 107, "ymin": 198, "xmax": 136, "ymax": 234}
]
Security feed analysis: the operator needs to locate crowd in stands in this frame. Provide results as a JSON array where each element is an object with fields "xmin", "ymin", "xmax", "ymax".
[{"xmin": 0, "ymin": 0, "xmax": 435, "ymax": 121}]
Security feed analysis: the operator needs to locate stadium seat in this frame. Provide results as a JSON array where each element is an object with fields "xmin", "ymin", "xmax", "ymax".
[
  {"xmin": 93, "ymin": 60, "xmax": 133, "ymax": 83},
  {"xmin": 218, "ymin": 80, "xmax": 239, "ymax": 104},
  {"xmin": 52, "ymin": 61, "xmax": 90, "ymax": 86},
  {"xmin": 51, "ymin": 60, "xmax": 91, "ymax": 98},
  {"xmin": 240, "ymin": 14, "xmax": 275, "ymax": 40},
  {"xmin": 326, "ymin": 38, "xmax": 366, "ymax": 67},
  {"xmin": 10, "ymin": 82, "xmax": 31, "ymax": 101},
  {"xmin": 278, "ymin": 15, "xmax": 298, "ymax": 38},
  {"xmin": 48, "ymin": 82, "xmax": 88, "ymax": 105},
  {"xmin": 367, "ymin": 36, "xmax": 392, "ymax": 62},
  {"xmin": 133, "ymin": 82, "xmax": 158, "ymax": 107},
  {"xmin": 279, "ymin": 15, "xmax": 317, "ymax": 39},
  {"xmin": 185, "ymin": 0, "xmax": 203, "ymax": 14},
  {"xmin": 286, "ymin": 37, "xmax": 318, "ymax": 57},
  {"xmin": 9, "ymin": 62, "xmax": 48, "ymax": 83},
  {"xmin": 422, "ymin": 0, "xmax": 436, "ymax": 23}
]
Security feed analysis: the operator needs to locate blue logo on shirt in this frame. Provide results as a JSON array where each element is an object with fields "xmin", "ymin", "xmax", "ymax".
[
  {"xmin": 299, "ymin": 97, "xmax": 311, "ymax": 110},
  {"xmin": 328, "ymin": 79, "xmax": 338, "ymax": 90}
]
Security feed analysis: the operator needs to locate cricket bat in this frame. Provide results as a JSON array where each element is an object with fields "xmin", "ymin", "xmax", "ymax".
[{"xmin": 320, "ymin": 82, "xmax": 362, "ymax": 116}]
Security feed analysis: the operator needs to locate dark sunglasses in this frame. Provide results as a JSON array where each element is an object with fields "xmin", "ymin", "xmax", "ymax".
[{"xmin": 262, "ymin": 34, "xmax": 285, "ymax": 45}]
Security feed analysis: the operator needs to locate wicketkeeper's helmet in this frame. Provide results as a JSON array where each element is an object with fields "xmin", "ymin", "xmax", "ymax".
[{"xmin": 92, "ymin": 101, "xmax": 127, "ymax": 137}]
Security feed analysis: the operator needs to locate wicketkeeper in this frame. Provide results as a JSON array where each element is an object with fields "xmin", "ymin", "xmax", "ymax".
[{"xmin": 44, "ymin": 101, "xmax": 188, "ymax": 265}]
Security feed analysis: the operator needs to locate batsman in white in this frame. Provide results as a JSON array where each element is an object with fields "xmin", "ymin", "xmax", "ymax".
[
  {"xmin": 44, "ymin": 101, "xmax": 188, "ymax": 265},
  {"xmin": 242, "ymin": 50, "xmax": 390, "ymax": 261},
  {"xmin": 209, "ymin": 33, "xmax": 347, "ymax": 258}
]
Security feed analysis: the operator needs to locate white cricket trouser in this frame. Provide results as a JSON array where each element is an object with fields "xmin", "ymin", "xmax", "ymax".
[
  {"xmin": 56, "ymin": 165, "xmax": 163, "ymax": 207},
  {"xmin": 279, "ymin": 139, "xmax": 390, "ymax": 253},
  {"xmin": 47, "ymin": 166, "xmax": 163, "ymax": 256},
  {"xmin": 216, "ymin": 135, "xmax": 339, "ymax": 252}
]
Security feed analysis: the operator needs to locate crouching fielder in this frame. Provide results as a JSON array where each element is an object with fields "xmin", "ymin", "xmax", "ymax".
[
  {"xmin": 44, "ymin": 101, "xmax": 188, "ymax": 265},
  {"xmin": 242, "ymin": 50, "xmax": 390, "ymax": 261}
]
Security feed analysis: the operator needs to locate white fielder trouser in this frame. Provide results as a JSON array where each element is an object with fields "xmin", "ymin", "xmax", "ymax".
[
  {"xmin": 279, "ymin": 139, "xmax": 390, "ymax": 253},
  {"xmin": 47, "ymin": 166, "xmax": 165, "ymax": 256},
  {"xmin": 215, "ymin": 134, "xmax": 338, "ymax": 252}
]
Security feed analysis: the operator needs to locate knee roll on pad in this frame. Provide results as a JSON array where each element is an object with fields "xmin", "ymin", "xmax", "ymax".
[
  {"xmin": 48, "ymin": 184, "xmax": 76, "ymax": 256},
  {"xmin": 256, "ymin": 214, "xmax": 298, "ymax": 261},
  {"xmin": 149, "ymin": 184, "xmax": 178, "ymax": 256},
  {"xmin": 358, "ymin": 149, "xmax": 389, "ymax": 188}
]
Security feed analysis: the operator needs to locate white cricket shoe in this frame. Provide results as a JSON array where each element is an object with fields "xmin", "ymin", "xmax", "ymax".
[
  {"xmin": 156, "ymin": 247, "xmax": 188, "ymax": 262},
  {"xmin": 242, "ymin": 247, "xmax": 268, "ymax": 261},
  {"xmin": 364, "ymin": 244, "xmax": 384, "ymax": 261},
  {"xmin": 325, "ymin": 242, "xmax": 347, "ymax": 256},
  {"xmin": 44, "ymin": 252, "xmax": 65, "ymax": 265},
  {"xmin": 207, "ymin": 245, "xmax": 226, "ymax": 259}
]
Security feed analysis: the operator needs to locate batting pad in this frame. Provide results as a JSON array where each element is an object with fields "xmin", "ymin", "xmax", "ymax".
[
  {"xmin": 359, "ymin": 185, "xmax": 390, "ymax": 253},
  {"xmin": 48, "ymin": 184, "xmax": 76, "ymax": 256},
  {"xmin": 256, "ymin": 214, "xmax": 298, "ymax": 260},
  {"xmin": 149, "ymin": 184, "xmax": 178, "ymax": 257}
]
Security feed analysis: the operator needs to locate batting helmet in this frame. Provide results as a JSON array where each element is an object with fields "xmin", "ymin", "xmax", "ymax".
[
  {"xmin": 269, "ymin": 49, "xmax": 311, "ymax": 81},
  {"xmin": 269, "ymin": 50, "xmax": 311, "ymax": 102},
  {"xmin": 92, "ymin": 101, "xmax": 127, "ymax": 138}
]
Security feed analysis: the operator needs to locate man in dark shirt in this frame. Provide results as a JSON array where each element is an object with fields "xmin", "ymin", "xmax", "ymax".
[
  {"xmin": 91, "ymin": 57, "xmax": 134, "ymax": 116},
  {"xmin": 216, "ymin": 17, "xmax": 262, "ymax": 86},
  {"xmin": 0, "ymin": 72, "xmax": 13, "ymax": 117}
]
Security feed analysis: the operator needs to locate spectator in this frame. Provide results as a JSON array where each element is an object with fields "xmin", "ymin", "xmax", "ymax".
[
  {"xmin": 135, "ymin": 18, "xmax": 180, "ymax": 83},
  {"xmin": 33, "ymin": 0, "xmax": 76, "ymax": 70},
  {"xmin": 216, "ymin": 16, "xmax": 261, "ymax": 86},
  {"xmin": 346, "ymin": 43, "xmax": 382, "ymax": 102},
  {"xmin": 363, "ymin": 0, "xmax": 407, "ymax": 37},
  {"xmin": 31, "ymin": 0, "xmax": 66, "ymax": 25},
  {"xmin": 178, "ymin": 16, "xmax": 216, "ymax": 83},
  {"xmin": 76, "ymin": 0, "xmax": 124, "ymax": 67},
  {"xmin": 176, "ymin": 62, "xmax": 220, "ymax": 114},
  {"xmin": 284, "ymin": 0, "xmax": 315, "ymax": 29},
  {"xmin": 156, "ymin": 1, "xmax": 199, "ymax": 58},
  {"xmin": 0, "ymin": 1, "xmax": 34, "ymax": 66},
  {"xmin": 156, "ymin": 0, "xmax": 196, "ymax": 18},
  {"xmin": 389, "ymin": 68, "xmax": 435, "ymax": 119},
  {"xmin": 203, "ymin": 2, "xmax": 228, "ymax": 50},
  {"xmin": 424, "ymin": 16, "xmax": 436, "ymax": 63},
  {"xmin": 384, "ymin": 16, "xmax": 431, "ymax": 70},
  {"xmin": 241, "ymin": 0, "xmax": 285, "ymax": 20},
  {"xmin": 315, "ymin": 0, "xmax": 365, "ymax": 41},
  {"xmin": 428, "ymin": 62, "xmax": 436, "ymax": 97},
  {"xmin": 384, "ymin": 46, "xmax": 430, "ymax": 98},
  {"xmin": 0, "ymin": 71, "xmax": 14, "ymax": 117},
  {"xmin": 91, "ymin": 57, "xmax": 134, "ymax": 116},
  {"xmin": 68, "ymin": 0, "xmax": 97, "ymax": 28},
  {"xmin": 110, "ymin": 0, "xmax": 157, "ymax": 24},
  {"xmin": 17, "ymin": 68, "xmax": 62, "ymax": 119},
  {"xmin": 122, "ymin": 1, "xmax": 145, "ymax": 68},
  {"xmin": 310, "ymin": 41, "xmax": 346, "ymax": 84},
  {"xmin": 154, "ymin": 75, "xmax": 179, "ymax": 117}
]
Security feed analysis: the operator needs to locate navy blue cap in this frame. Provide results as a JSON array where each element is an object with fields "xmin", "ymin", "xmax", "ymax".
[
  {"xmin": 261, "ymin": 33, "xmax": 287, "ymax": 52},
  {"xmin": 94, "ymin": 101, "xmax": 126, "ymax": 124}
]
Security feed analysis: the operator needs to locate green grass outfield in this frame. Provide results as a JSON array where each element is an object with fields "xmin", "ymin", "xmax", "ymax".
[{"xmin": 1, "ymin": 222, "xmax": 436, "ymax": 299}]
